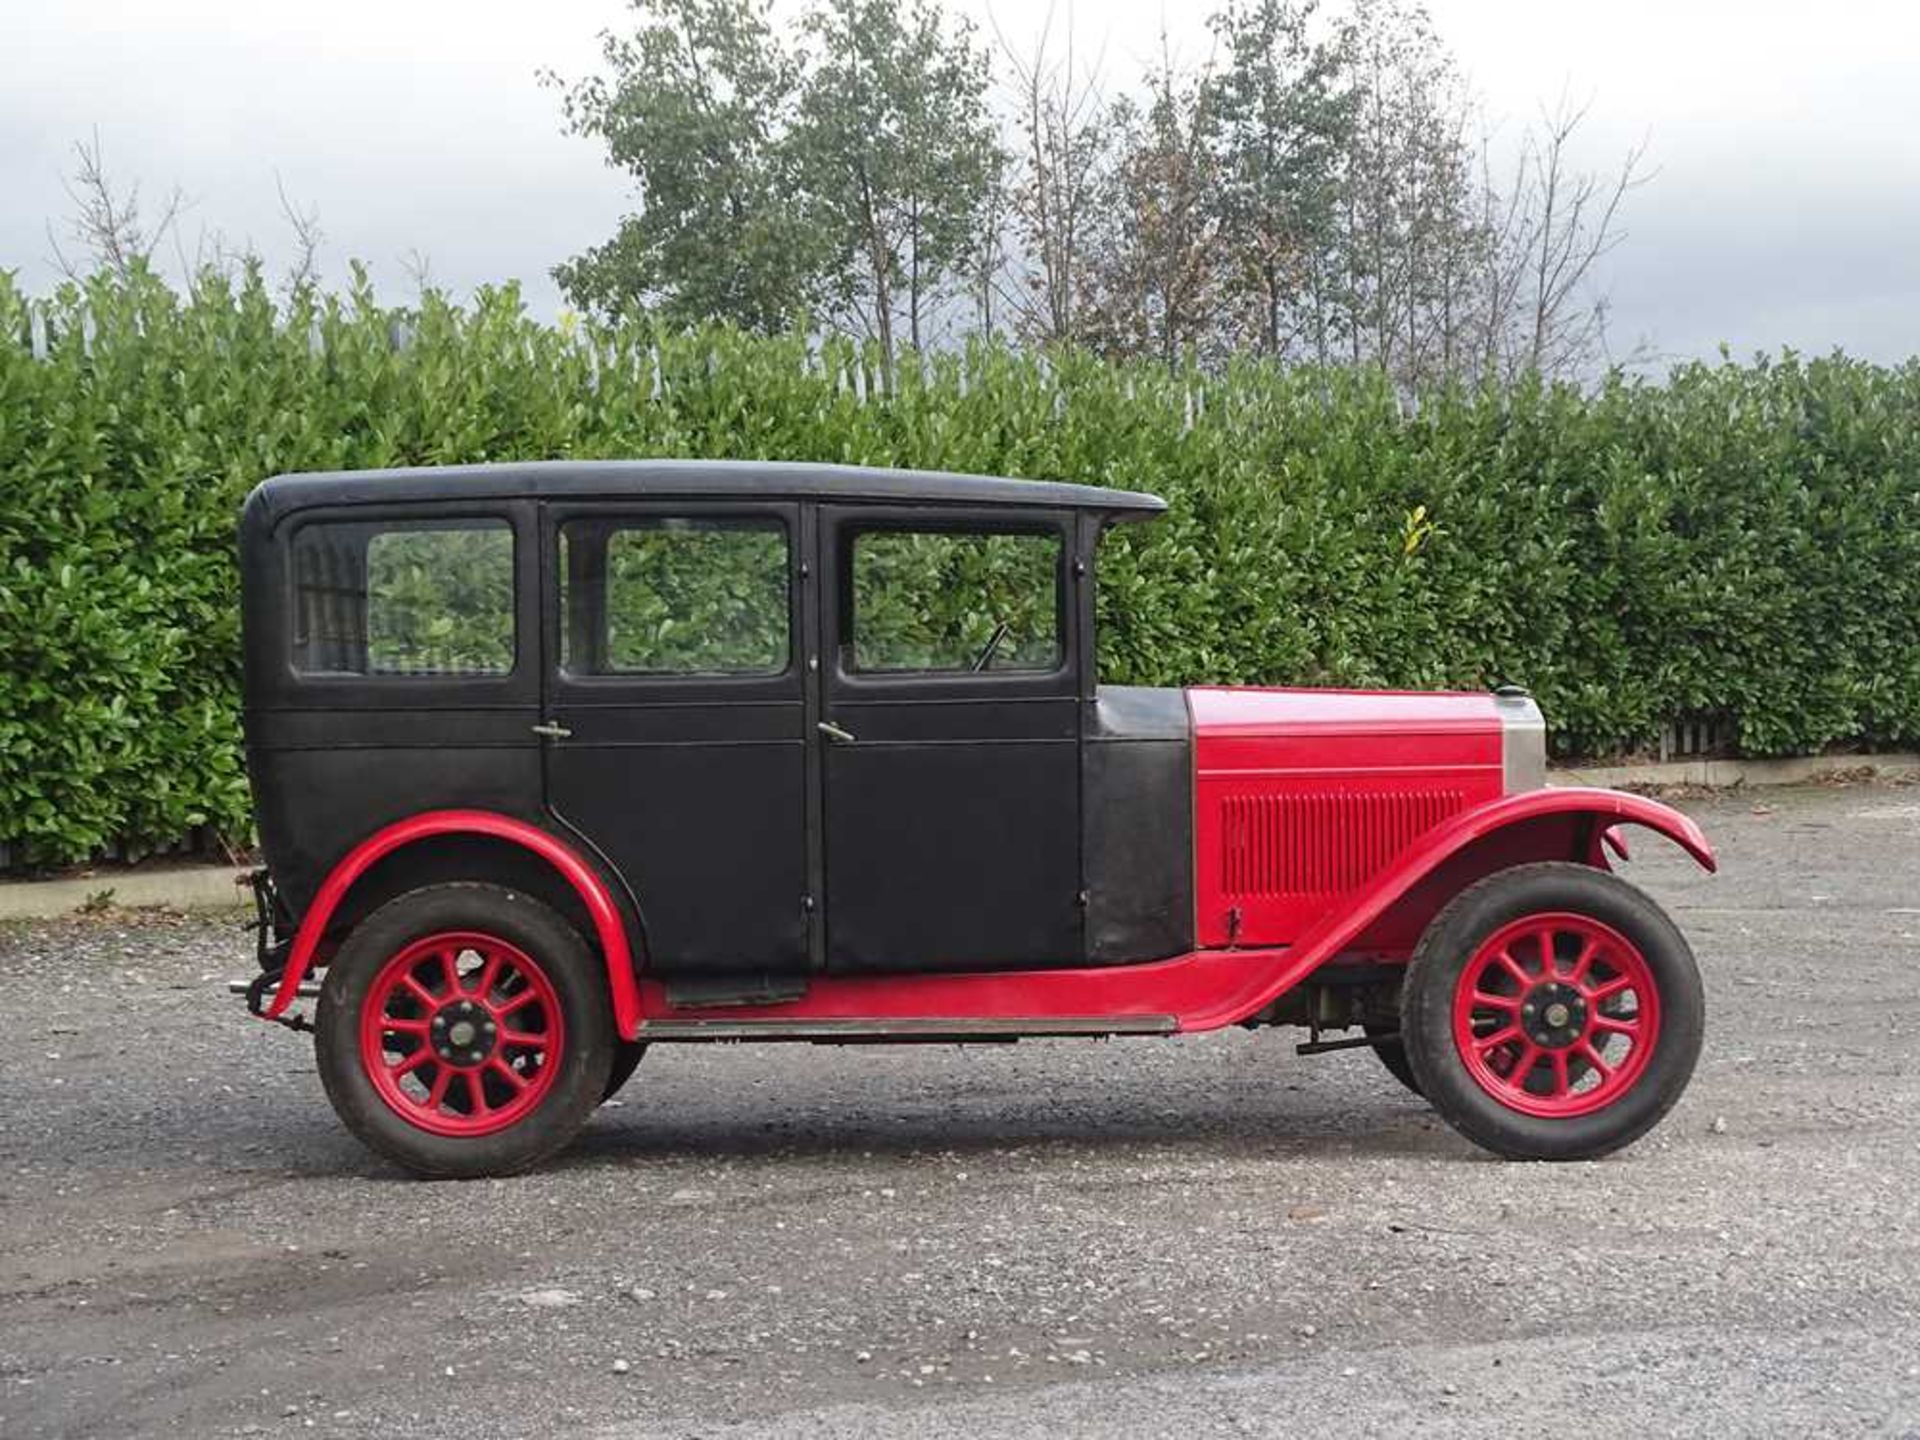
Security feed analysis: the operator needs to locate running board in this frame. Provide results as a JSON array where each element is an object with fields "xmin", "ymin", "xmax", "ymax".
[{"xmin": 635, "ymin": 1014, "xmax": 1179, "ymax": 1042}]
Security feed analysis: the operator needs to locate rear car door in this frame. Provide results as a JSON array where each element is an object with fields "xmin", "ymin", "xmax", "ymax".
[
  {"xmin": 541, "ymin": 502, "xmax": 810, "ymax": 983},
  {"xmin": 817, "ymin": 507, "xmax": 1083, "ymax": 973}
]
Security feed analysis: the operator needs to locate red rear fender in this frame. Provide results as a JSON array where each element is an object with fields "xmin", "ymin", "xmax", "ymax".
[{"xmin": 259, "ymin": 811, "xmax": 643, "ymax": 1036}]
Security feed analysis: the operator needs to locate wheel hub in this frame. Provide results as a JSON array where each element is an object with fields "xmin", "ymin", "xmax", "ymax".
[
  {"xmin": 1520, "ymin": 981, "xmax": 1587, "ymax": 1049},
  {"xmin": 430, "ymin": 998, "xmax": 498, "ymax": 1067}
]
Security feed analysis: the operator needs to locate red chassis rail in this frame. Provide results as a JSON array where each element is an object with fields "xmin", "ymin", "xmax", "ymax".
[{"xmin": 259, "ymin": 789, "xmax": 1712, "ymax": 1042}]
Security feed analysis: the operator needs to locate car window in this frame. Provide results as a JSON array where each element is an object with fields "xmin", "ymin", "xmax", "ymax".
[
  {"xmin": 561, "ymin": 518, "xmax": 789, "ymax": 676},
  {"xmin": 850, "ymin": 528, "xmax": 1061, "ymax": 674},
  {"xmin": 291, "ymin": 519, "xmax": 515, "ymax": 677}
]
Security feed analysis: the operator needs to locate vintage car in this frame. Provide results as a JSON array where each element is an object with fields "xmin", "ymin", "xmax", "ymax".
[{"xmin": 236, "ymin": 461, "xmax": 1710, "ymax": 1177}]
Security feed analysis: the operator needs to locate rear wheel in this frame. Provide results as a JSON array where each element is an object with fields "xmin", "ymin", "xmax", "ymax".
[
  {"xmin": 1401, "ymin": 863, "xmax": 1703, "ymax": 1160},
  {"xmin": 603, "ymin": 1041, "xmax": 647, "ymax": 1102},
  {"xmin": 315, "ymin": 883, "xmax": 614, "ymax": 1178}
]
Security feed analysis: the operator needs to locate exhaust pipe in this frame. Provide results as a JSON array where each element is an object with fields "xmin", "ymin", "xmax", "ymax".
[{"xmin": 227, "ymin": 977, "xmax": 321, "ymax": 998}]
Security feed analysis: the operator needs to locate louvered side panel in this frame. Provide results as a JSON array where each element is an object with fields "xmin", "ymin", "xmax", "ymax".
[{"xmin": 1220, "ymin": 789, "xmax": 1465, "ymax": 900}]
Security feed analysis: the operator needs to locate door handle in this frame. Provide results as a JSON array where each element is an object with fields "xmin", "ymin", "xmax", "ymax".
[
  {"xmin": 531, "ymin": 721, "xmax": 573, "ymax": 740},
  {"xmin": 816, "ymin": 720, "xmax": 857, "ymax": 744}
]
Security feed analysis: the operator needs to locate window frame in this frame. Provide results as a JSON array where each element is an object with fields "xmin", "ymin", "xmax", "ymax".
[
  {"xmin": 280, "ymin": 506, "xmax": 534, "ymax": 699},
  {"xmin": 558, "ymin": 513, "xmax": 794, "ymax": 681},
  {"xmin": 842, "ymin": 521, "xmax": 1068, "ymax": 679},
  {"xmin": 544, "ymin": 500, "xmax": 804, "ymax": 703},
  {"xmin": 825, "ymin": 507, "xmax": 1078, "ymax": 701}
]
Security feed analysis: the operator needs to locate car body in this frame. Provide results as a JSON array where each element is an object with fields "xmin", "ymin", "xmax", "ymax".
[{"xmin": 237, "ymin": 460, "xmax": 1711, "ymax": 1176}]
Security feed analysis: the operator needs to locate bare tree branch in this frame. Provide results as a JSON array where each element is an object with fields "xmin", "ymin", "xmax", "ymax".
[
  {"xmin": 276, "ymin": 172, "xmax": 325, "ymax": 292},
  {"xmin": 47, "ymin": 129, "xmax": 187, "ymax": 281},
  {"xmin": 400, "ymin": 247, "xmax": 436, "ymax": 295},
  {"xmin": 1511, "ymin": 88, "xmax": 1651, "ymax": 376}
]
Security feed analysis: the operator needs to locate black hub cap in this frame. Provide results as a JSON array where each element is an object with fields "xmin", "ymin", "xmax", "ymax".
[
  {"xmin": 1519, "ymin": 981, "xmax": 1588, "ymax": 1049},
  {"xmin": 430, "ymin": 998, "xmax": 499, "ymax": 1067}
]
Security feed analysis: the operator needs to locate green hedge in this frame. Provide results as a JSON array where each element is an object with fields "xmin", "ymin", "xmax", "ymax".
[{"xmin": 4, "ymin": 265, "xmax": 1919, "ymax": 864}]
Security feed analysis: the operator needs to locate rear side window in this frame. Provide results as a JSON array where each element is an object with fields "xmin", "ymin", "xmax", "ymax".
[
  {"xmin": 291, "ymin": 519, "xmax": 515, "ymax": 677},
  {"xmin": 849, "ymin": 528, "xmax": 1061, "ymax": 673},
  {"xmin": 561, "ymin": 517, "xmax": 790, "ymax": 676}
]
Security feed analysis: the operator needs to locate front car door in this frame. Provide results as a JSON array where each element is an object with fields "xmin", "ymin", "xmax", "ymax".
[
  {"xmin": 818, "ymin": 506, "xmax": 1083, "ymax": 972},
  {"xmin": 542, "ymin": 501, "xmax": 810, "ymax": 985}
]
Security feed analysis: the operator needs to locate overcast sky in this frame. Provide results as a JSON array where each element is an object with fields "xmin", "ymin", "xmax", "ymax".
[{"xmin": 7, "ymin": 0, "xmax": 1918, "ymax": 368}]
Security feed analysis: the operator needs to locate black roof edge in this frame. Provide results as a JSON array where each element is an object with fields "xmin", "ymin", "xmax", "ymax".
[{"xmin": 242, "ymin": 459, "xmax": 1168, "ymax": 532}]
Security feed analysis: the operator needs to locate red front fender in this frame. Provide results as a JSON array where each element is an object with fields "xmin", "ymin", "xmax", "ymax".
[
  {"xmin": 1389, "ymin": 786, "xmax": 1716, "ymax": 878},
  {"xmin": 258, "ymin": 811, "xmax": 642, "ymax": 1036},
  {"xmin": 1177, "ymin": 787, "xmax": 1715, "ymax": 1031}
]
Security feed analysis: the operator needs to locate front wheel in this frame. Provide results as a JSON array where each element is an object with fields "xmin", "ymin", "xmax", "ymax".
[
  {"xmin": 1400, "ymin": 862, "xmax": 1704, "ymax": 1161},
  {"xmin": 1363, "ymin": 1022, "xmax": 1423, "ymax": 1098},
  {"xmin": 315, "ymin": 883, "xmax": 614, "ymax": 1178}
]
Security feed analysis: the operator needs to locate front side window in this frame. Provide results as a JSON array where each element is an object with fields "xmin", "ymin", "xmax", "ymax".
[
  {"xmin": 561, "ymin": 517, "xmax": 790, "ymax": 676},
  {"xmin": 291, "ymin": 518, "xmax": 515, "ymax": 677},
  {"xmin": 849, "ymin": 528, "xmax": 1062, "ymax": 674}
]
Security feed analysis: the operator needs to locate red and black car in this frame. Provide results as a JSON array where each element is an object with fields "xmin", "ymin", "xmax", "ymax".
[{"xmin": 237, "ymin": 461, "xmax": 1710, "ymax": 1177}]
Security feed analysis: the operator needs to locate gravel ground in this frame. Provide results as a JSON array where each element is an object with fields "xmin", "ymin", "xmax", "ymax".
[{"xmin": 2, "ymin": 782, "xmax": 1917, "ymax": 1438}]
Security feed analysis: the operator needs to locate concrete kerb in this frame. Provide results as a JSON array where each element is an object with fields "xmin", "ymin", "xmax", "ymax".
[
  {"xmin": 1551, "ymin": 752, "xmax": 1920, "ymax": 791},
  {"xmin": 0, "ymin": 864, "xmax": 251, "ymax": 922},
  {"xmin": 3, "ymin": 751, "xmax": 1916, "ymax": 922}
]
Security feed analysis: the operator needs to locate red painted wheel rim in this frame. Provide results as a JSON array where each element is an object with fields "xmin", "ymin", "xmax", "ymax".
[
  {"xmin": 358, "ymin": 931, "xmax": 565, "ymax": 1137},
  {"xmin": 1451, "ymin": 912, "xmax": 1661, "ymax": 1119}
]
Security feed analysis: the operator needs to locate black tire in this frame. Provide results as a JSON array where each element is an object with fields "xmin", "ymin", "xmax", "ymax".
[
  {"xmin": 602, "ymin": 1041, "xmax": 647, "ymax": 1102},
  {"xmin": 1401, "ymin": 862, "xmax": 1704, "ymax": 1161},
  {"xmin": 315, "ymin": 882, "xmax": 615, "ymax": 1179},
  {"xmin": 1363, "ymin": 1023, "xmax": 1424, "ymax": 1097}
]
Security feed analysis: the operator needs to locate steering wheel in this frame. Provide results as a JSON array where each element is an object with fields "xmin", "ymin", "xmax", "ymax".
[{"xmin": 968, "ymin": 620, "xmax": 1012, "ymax": 673}]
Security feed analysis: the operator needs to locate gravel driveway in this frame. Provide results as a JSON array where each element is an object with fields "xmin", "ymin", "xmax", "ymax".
[{"xmin": 2, "ymin": 782, "xmax": 1917, "ymax": 1438}]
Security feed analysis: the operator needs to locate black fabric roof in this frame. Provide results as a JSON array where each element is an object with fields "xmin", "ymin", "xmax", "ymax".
[{"xmin": 244, "ymin": 459, "xmax": 1167, "ymax": 530}]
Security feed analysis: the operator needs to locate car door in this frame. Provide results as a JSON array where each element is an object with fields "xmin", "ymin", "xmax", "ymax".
[
  {"xmin": 541, "ymin": 501, "xmax": 811, "ymax": 984},
  {"xmin": 817, "ymin": 506, "xmax": 1083, "ymax": 973}
]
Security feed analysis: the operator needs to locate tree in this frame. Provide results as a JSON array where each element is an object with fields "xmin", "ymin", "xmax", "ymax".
[
  {"xmin": 541, "ymin": 0, "xmax": 1644, "ymax": 382},
  {"xmin": 1208, "ymin": 0, "xmax": 1353, "ymax": 363},
  {"xmin": 995, "ymin": 6, "xmax": 1113, "ymax": 346},
  {"xmin": 1494, "ymin": 93, "xmax": 1649, "ymax": 379},
  {"xmin": 1081, "ymin": 42, "xmax": 1227, "ymax": 368},
  {"xmin": 968, "ymin": 145, "xmax": 1011, "ymax": 337},
  {"xmin": 545, "ymin": 0, "xmax": 823, "ymax": 329},
  {"xmin": 1332, "ymin": 0, "xmax": 1490, "ymax": 387},
  {"xmin": 794, "ymin": 0, "xmax": 1002, "ymax": 363}
]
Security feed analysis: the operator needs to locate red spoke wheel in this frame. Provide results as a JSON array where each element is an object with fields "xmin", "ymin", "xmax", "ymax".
[
  {"xmin": 315, "ymin": 883, "xmax": 614, "ymax": 1178},
  {"xmin": 359, "ymin": 932, "xmax": 565, "ymax": 1137},
  {"xmin": 1450, "ymin": 913, "xmax": 1657, "ymax": 1119},
  {"xmin": 1401, "ymin": 863, "xmax": 1703, "ymax": 1161}
]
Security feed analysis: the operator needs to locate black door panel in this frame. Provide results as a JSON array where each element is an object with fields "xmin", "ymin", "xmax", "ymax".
[
  {"xmin": 547, "ymin": 730, "xmax": 807, "ymax": 974},
  {"xmin": 823, "ymin": 732, "xmax": 1080, "ymax": 971},
  {"xmin": 542, "ymin": 502, "xmax": 810, "ymax": 980},
  {"xmin": 819, "ymin": 507, "xmax": 1085, "ymax": 974}
]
